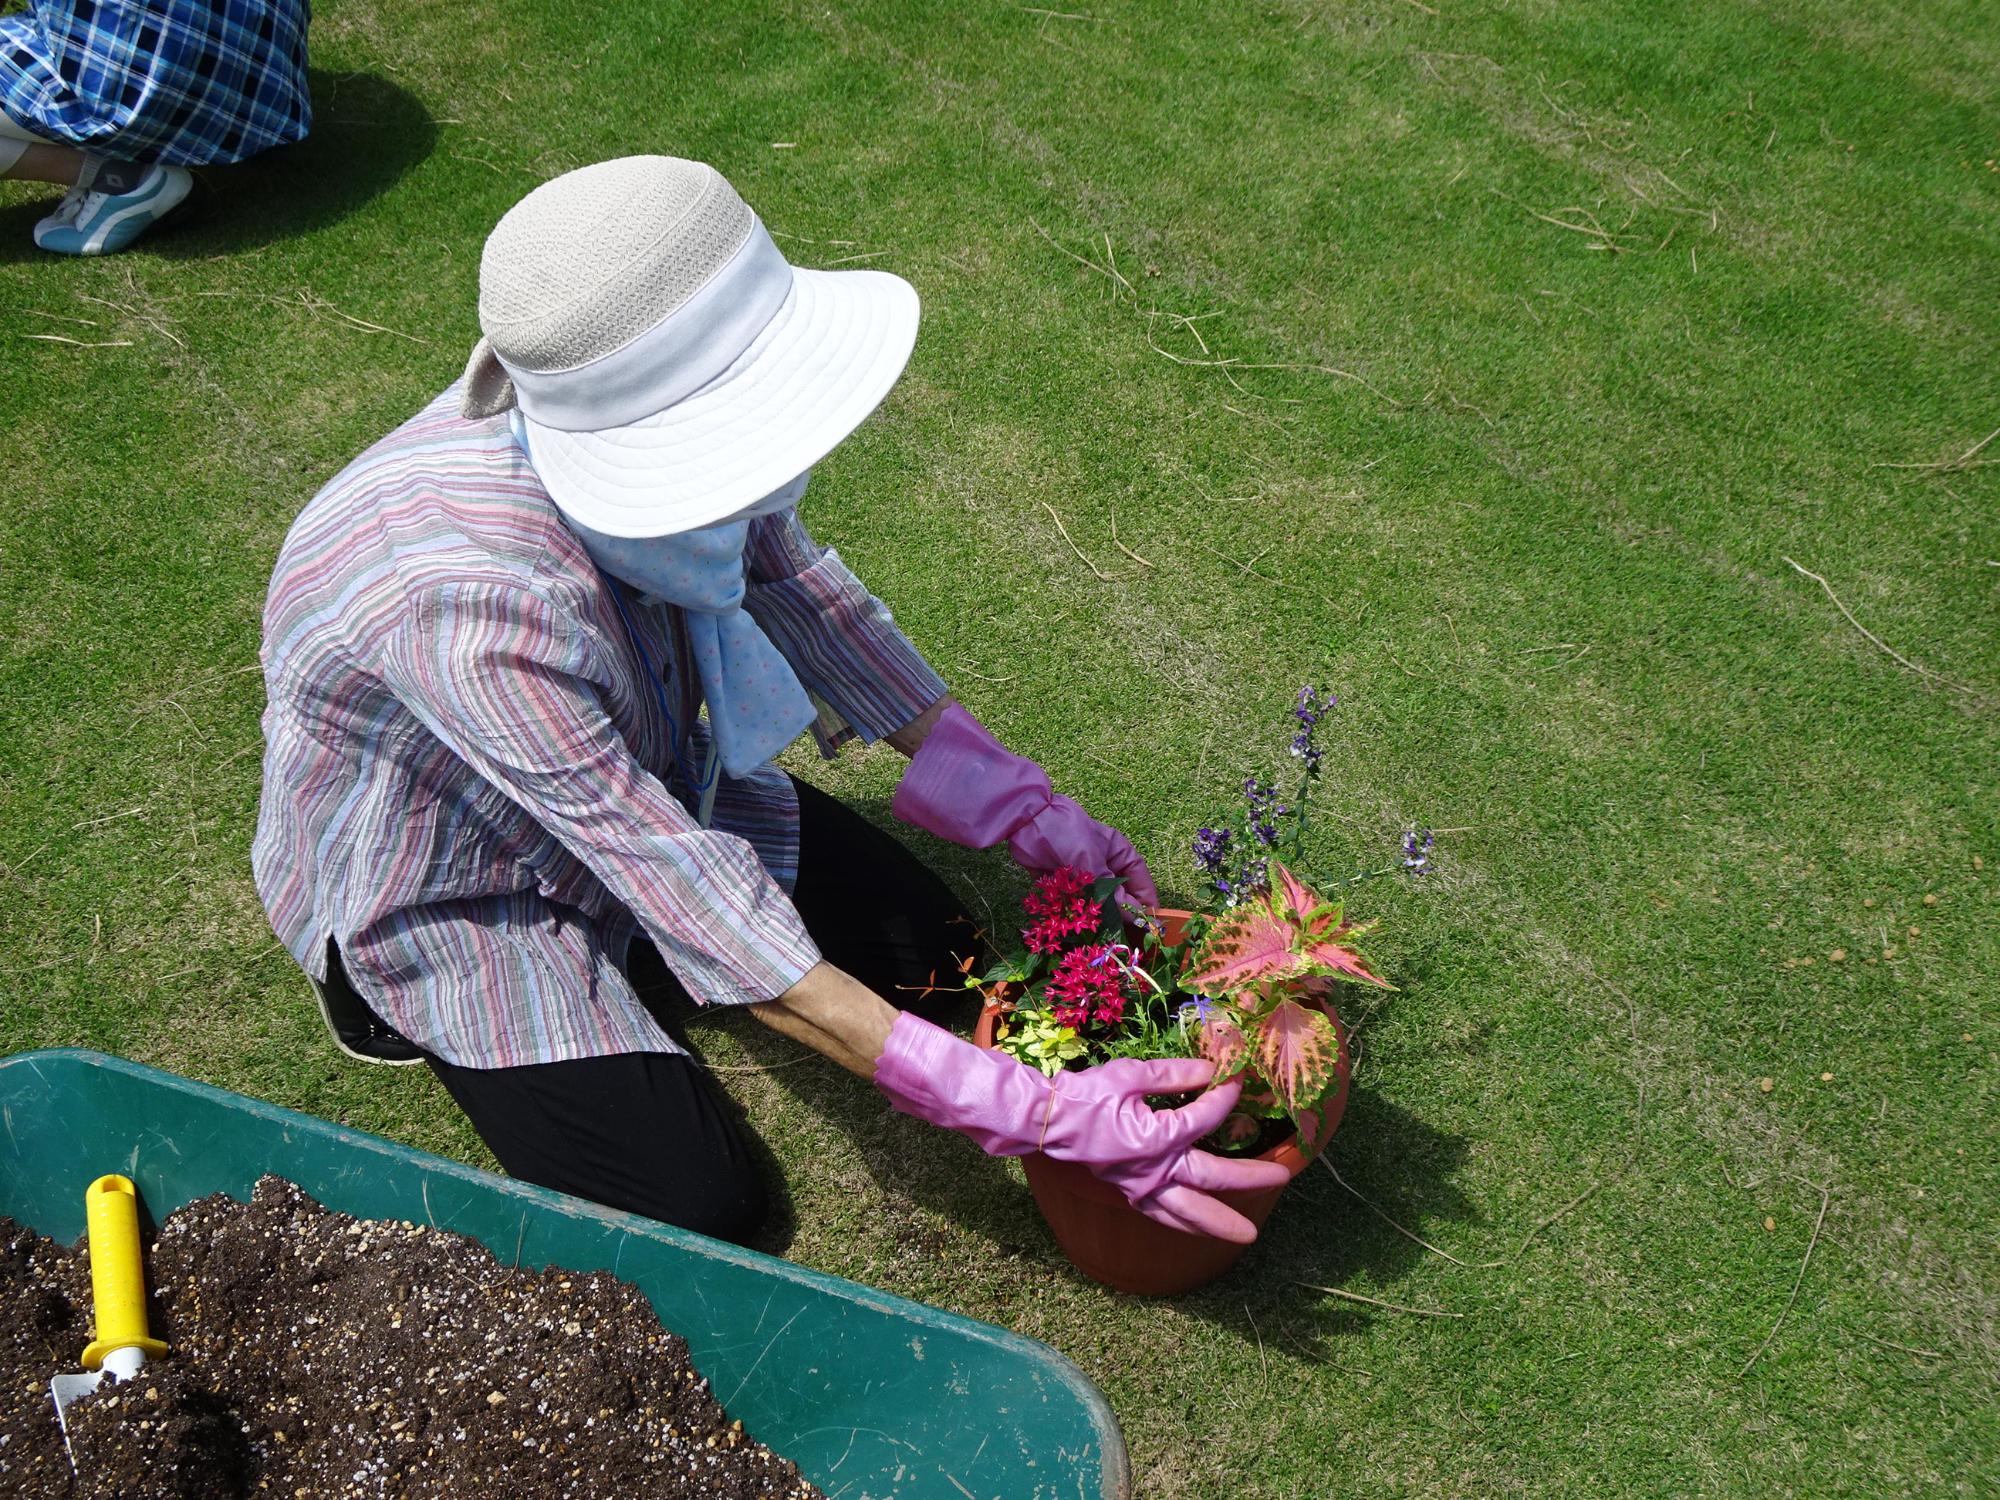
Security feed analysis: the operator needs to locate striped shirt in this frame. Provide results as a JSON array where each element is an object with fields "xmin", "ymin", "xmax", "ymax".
[
  {"xmin": 252, "ymin": 384, "xmax": 949, "ymax": 1068},
  {"xmin": 0, "ymin": 0, "xmax": 311, "ymax": 167}
]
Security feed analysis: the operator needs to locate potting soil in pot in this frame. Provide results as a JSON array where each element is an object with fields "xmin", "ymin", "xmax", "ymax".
[{"xmin": 0, "ymin": 1177, "xmax": 823, "ymax": 1499}]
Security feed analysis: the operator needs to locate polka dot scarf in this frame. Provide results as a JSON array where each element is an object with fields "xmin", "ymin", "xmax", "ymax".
[{"xmin": 564, "ymin": 474, "xmax": 816, "ymax": 780}]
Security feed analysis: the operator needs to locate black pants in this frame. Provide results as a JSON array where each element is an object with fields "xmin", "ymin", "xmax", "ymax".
[{"xmin": 418, "ymin": 778, "xmax": 977, "ymax": 1246}]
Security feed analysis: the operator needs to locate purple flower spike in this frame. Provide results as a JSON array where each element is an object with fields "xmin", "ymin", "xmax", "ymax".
[
  {"xmin": 1193, "ymin": 826, "xmax": 1233, "ymax": 874},
  {"xmin": 1401, "ymin": 826, "xmax": 1435, "ymax": 876},
  {"xmin": 1178, "ymin": 994, "xmax": 1218, "ymax": 1026},
  {"xmin": 1243, "ymin": 775, "xmax": 1287, "ymax": 847},
  {"xmin": 1288, "ymin": 684, "xmax": 1331, "ymax": 772}
]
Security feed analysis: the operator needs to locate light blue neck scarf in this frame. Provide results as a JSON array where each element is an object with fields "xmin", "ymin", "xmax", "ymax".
[{"xmin": 562, "ymin": 472, "xmax": 817, "ymax": 785}]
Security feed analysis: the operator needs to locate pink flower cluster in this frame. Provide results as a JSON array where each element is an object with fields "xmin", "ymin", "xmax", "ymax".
[
  {"xmin": 1021, "ymin": 866, "xmax": 1100, "ymax": 955},
  {"xmin": 1046, "ymin": 945, "xmax": 1131, "ymax": 1029}
]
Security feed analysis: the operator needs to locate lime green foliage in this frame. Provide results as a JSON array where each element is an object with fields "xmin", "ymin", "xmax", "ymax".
[
  {"xmin": 995, "ymin": 1010, "xmax": 1087, "ymax": 1078},
  {"xmin": 3, "ymin": 0, "xmax": 1996, "ymax": 1494}
]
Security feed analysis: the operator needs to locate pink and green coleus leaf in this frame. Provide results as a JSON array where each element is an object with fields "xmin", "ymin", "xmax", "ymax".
[
  {"xmin": 1300, "ymin": 919, "xmax": 1393, "ymax": 989},
  {"xmin": 1273, "ymin": 862, "xmax": 1326, "ymax": 926},
  {"xmin": 1181, "ymin": 896, "xmax": 1306, "ymax": 995},
  {"xmin": 1195, "ymin": 1014, "xmax": 1251, "ymax": 1082},
  {"xmin": 1289, "ymin": 1104, "xmax": 1327, "ymax": 1162},
  {"xmin": 1284, "ymin": 863, "xmax": 1393, "ymax": 989},
  {"xmin": 1237, "ymin": 1074, "xmax": 1280, "ymax": 1114},
  {"xmin": 1185, "ymin": 860, "xmax": 1393, "ymax": 996},
  {"xmin": 1253, "ymin": 998, "xmax": 1342, "ymax": 1114}
]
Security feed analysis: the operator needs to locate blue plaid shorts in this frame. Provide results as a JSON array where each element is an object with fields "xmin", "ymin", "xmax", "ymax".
[{"xmin": 0, "ymin": 0, "xmax": 311, "ymax": 166}]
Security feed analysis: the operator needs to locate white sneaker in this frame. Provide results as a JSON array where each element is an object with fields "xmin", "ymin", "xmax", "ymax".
[{"xmin": 33, "ymin": 159, "xmax": 192, "ymax": 256}]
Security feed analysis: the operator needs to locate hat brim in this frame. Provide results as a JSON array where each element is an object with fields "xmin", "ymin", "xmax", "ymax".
[{"xmin": 520, "ymin": 268, "xmax": 919, "ymax": 538}]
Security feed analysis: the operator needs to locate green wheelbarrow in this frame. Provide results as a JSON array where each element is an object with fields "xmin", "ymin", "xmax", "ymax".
[{"xmin": 0, "ymin": 1049, "xmax": 1129, "ymax": 1500}]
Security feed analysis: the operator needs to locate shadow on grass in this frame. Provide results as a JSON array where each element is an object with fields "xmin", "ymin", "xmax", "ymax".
[
  {"xmin": 697, "ymin": 999, "xmax": 1040, "ymax": 1264},
  {"xmin": 0, "ymin": 69, "xmax": 435, "ymax": 263},
  {"xmin": 1179, "ymin": 1091, "xmax": 1481, "ymax": 1365},
  {"xmin": 687, "ymin": 994, "xmax": 1479, "ymax": 1348}
]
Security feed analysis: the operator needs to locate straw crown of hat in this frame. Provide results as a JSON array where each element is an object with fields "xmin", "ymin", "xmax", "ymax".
[{"xmin": 477, "ymin": 156, "xmax": 754, "ymax": 376}]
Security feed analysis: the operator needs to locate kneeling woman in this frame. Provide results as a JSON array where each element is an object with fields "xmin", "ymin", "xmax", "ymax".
[{"xmin": 253, "ymin": 156, "xmax": 1285, "ymax": 1249}]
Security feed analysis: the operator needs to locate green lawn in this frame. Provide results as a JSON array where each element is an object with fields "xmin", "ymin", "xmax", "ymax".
[{"xmin": 4, "ymin": 0, "xmax": 1995, "ymax": 1493}]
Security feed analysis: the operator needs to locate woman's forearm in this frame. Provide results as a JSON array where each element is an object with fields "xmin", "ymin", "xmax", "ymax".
[
  {"xmin": 748, "ymin": 960, "xmax": 898, "ymax": 1077},
  {"xmin": 883, "ymin": 694, "xmax": 954, "ymax": 759}
]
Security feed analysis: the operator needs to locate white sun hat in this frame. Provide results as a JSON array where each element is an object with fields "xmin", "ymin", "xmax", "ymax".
[{"xmin": 460, "ymin": 155, "xmax": 919, "ymax": 538}]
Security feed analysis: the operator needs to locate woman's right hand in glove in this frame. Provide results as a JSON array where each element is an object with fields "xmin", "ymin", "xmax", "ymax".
[{"xmin": 873, "ymin": 1012, "xmax": 1290, "ymax": 1242}]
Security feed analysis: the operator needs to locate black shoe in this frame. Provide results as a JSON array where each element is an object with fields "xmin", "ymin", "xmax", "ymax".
[{"xmin": 309, "ymin": 968, "xmax": 426, "ymax": 1067}]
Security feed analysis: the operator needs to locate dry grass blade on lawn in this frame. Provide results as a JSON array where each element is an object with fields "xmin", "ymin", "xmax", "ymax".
[
  {"xmin": 1782, "ymin": 557, "xmax": 1984, "ymax": 698},
  {"xmin": 1869, "ymin": 426, "xmax": 1999, "ymax": 475},
  {"xmin": 1029, "ymin": 215, "xmax": 1405, "ymax": 405},
  {"xmin": 1741, "ymin": 1181, "xmax": 1833, "ymax": 1377},
  {"xmin": 1321, "ymin": 1159, "xmax": 1504, "ymax": 1269},
  {"xmin": 1041, "ymin": 501, "xmax": 1116, "ymax": 581},
  {"xmin": 1295, "ymin": 1282, "xmax": 1466, "ymax": 1319},
  {"xmin": 19, "ymin": 333, "xmax": 134, "ymax": 349}
]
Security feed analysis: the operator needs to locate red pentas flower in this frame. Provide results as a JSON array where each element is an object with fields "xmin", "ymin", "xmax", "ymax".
[
  {"xmin": 1045, "ymin": 945, "xmax": 1132, "ymax": 1030},
  {"xmin": 1025, "ymin": 865, "xmax": 1093, "ymax": 914},
  {"xmin": 1021, "ymin": 865, "xmax": 1100, "ymax": 955}
]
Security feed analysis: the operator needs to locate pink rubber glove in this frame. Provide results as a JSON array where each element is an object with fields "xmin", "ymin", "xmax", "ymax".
[
  {"xmin": 874, "ymin": 1012, "xmax": 1290, "ymax": 1242},
  {"xmin": 891, "ymin": 703, "xmax": 1159, "ymax": 907}
]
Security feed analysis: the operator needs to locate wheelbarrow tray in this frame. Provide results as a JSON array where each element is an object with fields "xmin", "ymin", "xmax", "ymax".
[{"xmin": 0, "ymin": 1049, "xmax": 1128, "ymax": 1500}]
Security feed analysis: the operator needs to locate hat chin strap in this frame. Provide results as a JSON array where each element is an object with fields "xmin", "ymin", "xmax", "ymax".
[{"xmin": 492, "ymin": 219, "xmax": 795, "ymax": 433}]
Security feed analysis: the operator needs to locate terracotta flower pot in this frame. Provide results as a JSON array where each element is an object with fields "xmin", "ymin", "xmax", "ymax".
[{"xmin": 973, "ymin": 909, "xmax": 1350, "ymax": 1296}]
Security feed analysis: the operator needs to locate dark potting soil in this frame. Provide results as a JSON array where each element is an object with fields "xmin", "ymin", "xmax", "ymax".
[
  {"xmin": 1123, "ymin": 1076, "xmax": 1291, "ymax": 1157},
  {"xmin": 1222, "ymin": 1116, "xmax": 1295, "ymax": 1158},
  {"xmin": 0, "ymin": 1178, "xmax": 823, "ymax": 1499}
]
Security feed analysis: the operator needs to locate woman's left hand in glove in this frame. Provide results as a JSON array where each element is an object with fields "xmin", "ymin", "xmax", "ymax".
[{"xmin": 890, "ymin": 701, "xmax": 1158, "ymax": 907}]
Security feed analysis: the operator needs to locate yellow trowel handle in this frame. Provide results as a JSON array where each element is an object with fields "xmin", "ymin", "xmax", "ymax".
[{"xmin": 79, "ymin": 1175, "xmax": 168, "ymax": 1370}]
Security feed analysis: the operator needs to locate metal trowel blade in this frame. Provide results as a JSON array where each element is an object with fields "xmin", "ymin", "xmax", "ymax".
[
  {"xmin": 49, "ymin": 1369, "xmax": 106, "ymax": 1468},
  {"xmin": 51, "ymin": 1346, "xmax": 144, "ymax": 1472}
]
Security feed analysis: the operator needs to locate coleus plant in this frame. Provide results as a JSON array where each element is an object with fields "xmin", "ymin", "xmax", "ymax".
[{"xmin": 1179, "ymin": 859, "xmax": 1390, "ymax": 1151}]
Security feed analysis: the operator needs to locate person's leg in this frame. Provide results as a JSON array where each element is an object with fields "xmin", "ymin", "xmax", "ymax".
[
  {"xmin": 0, "ymin": 140, "xmax": 85, "ymax": 185},
  {"xmin": 424, "ymin": 1046, "xmax": 768, "ymax": 1245},
  {"xmin": 786, "ymin": 776, "xmax": 984, "ymax": 1021},
  {"xmin": 0, "ymin": 110, "xmax": 77, "ymax": 181},
  {"xmin": 311, "ymin": 939, "xmax": 766, "ymax": 1241},
  {"xmin": 1, "ymin": 109, "xmax": 187, "ymax": 254},
  {"xmin": 0, "ymin": 109, "xmax": 78, "ymax": 189}
]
